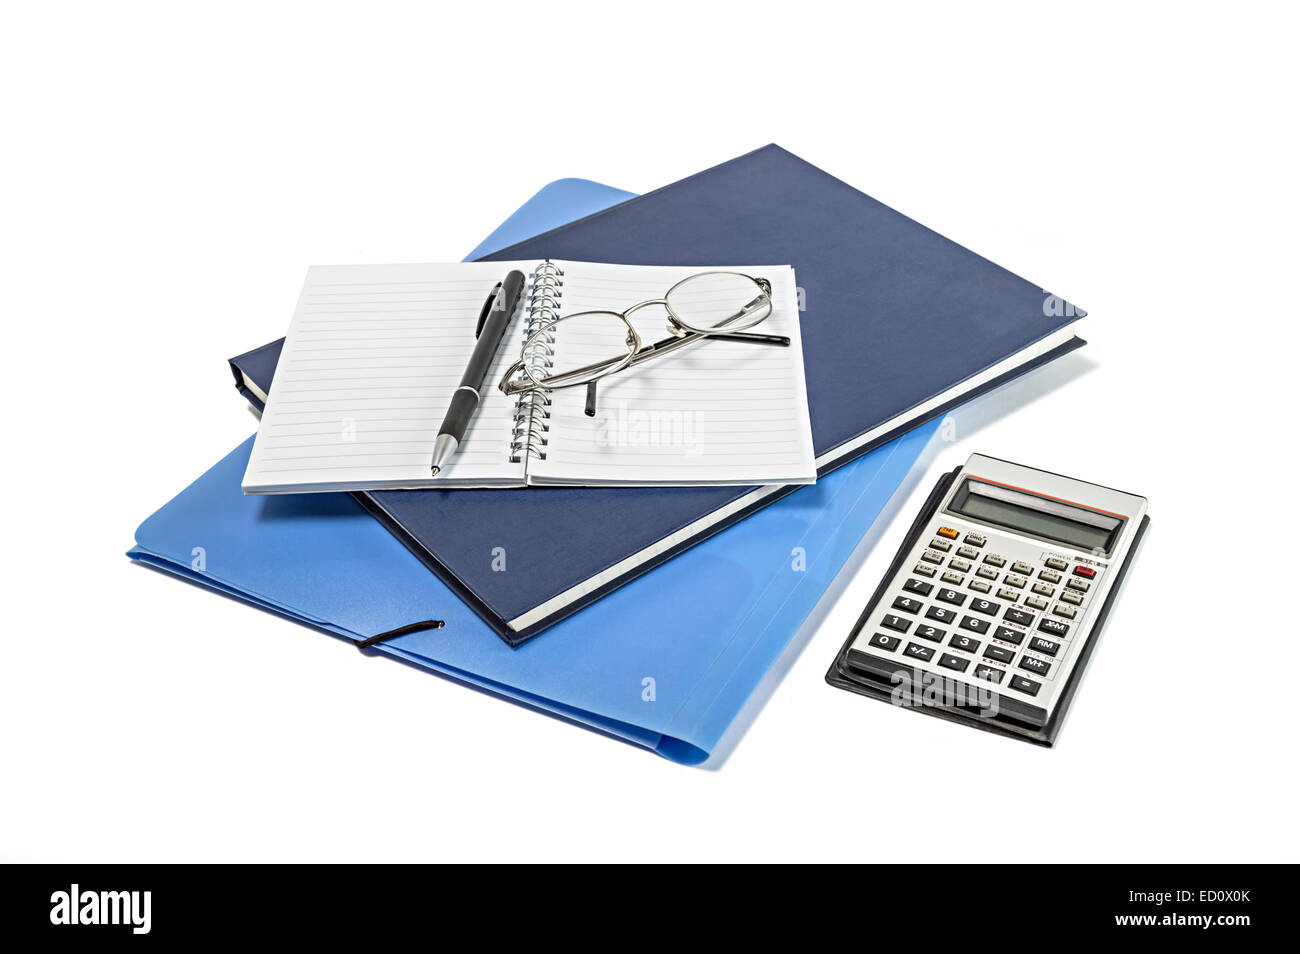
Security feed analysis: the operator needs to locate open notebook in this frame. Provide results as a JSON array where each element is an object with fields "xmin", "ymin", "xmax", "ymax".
[{"xmin": 241, "ymin": 259, "xmax": 814, "ymax": 493}]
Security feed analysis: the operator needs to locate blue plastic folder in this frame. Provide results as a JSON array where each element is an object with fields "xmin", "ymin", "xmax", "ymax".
[{"xmin": 129, "ymin": 178, "xmax": 937, "ymax": 763}]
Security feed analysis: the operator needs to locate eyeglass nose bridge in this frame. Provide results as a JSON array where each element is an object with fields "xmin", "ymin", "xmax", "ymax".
[{"xmin": 620, "ymin": 296, "xmax": 683, "ymax": 339}]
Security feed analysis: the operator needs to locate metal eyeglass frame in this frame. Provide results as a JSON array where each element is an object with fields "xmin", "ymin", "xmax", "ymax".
[{"xmin": 498, "ymin": 271, "xmax": 789, "ymax": 412}]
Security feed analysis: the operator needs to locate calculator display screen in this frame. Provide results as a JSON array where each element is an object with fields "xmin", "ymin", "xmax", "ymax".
[{"xmin": 948, "ymin": 478, "xmax": 1123, "ymax": 554}]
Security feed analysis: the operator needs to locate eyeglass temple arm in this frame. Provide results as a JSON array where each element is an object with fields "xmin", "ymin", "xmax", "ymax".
[
  {"xmin": 627, "ymin": 327, "xmax": 788, "ymax": 367},
  {"xmin": 703, "ymin": 331, "xmax": 790, "ymax": 346},
  {"xmin": 581, "ymin": 329, "xmax": 789, "ymax": 416}
]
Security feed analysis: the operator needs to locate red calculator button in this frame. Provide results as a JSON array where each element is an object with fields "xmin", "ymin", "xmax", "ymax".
[{"xmin": 1072, "ymin": 565, "xmax": 1097, "ymax": 578}]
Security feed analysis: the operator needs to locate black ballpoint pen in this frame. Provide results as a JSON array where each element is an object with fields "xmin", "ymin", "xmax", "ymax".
[{"xmin": 430, "ymin": 269, "xmax": 527, "ymax": 476}]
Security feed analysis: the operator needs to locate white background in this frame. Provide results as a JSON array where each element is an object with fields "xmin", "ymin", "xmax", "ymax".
[{"xmin": 2, "ymin": 2, "xmax": 1295, "ymax": 862}]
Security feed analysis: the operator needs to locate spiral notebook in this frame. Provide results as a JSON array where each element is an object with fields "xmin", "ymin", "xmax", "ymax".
[{"xmin": 241, "ymin": 259, "xmax": 814, "ymax": 493}]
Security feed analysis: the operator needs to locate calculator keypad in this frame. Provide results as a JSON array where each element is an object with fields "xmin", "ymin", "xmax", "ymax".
[{"xmin": 849, "ymin": 515, "xmax": 1110, "ymax": 716}]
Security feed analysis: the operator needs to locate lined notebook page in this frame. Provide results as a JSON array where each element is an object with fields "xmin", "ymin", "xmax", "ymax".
[
  {"xmin": 527, "ymin": 262, "xmax": 816, "ymax": 486},
  {"xmin": 243, "ymin": 262, "xmax": 537, "ymax": 493}
]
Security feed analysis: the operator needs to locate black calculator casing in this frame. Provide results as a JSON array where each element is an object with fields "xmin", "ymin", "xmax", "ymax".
[{"xmin": 826, "ymin": 466, "xmax": 1150, "ymax": 746}]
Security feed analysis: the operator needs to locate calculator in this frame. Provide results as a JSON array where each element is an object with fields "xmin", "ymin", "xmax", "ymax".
[{"xmin": 826, "ymin": 454, "xmax": 1148, "ymax": 745}]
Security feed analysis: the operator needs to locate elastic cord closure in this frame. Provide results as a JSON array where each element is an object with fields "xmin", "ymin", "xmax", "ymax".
[{"xmin": 354, "ymin": 619, "xmax": 445, "ymax": 653}]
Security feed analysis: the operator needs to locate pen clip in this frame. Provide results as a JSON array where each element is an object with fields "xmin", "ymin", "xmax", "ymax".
[{"xmin": 475, "ymin": 282, "xmax": 503, "ymax": 338}]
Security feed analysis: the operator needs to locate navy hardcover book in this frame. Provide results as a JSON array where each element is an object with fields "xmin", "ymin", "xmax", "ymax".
[{"xmin": 231, "ymin": 146, "xmax": 1085, "ymax": 644}]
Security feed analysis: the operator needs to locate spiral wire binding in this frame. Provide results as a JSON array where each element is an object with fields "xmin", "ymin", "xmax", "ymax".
[{"xmin": 509, "ymin": 261, "xmax": 562, "ymax": 463}]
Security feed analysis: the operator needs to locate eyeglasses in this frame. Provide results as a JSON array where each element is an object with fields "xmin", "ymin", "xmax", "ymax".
[{"xmin": 498, "ymin": 271, "xmax": 789, "ymax": 414}]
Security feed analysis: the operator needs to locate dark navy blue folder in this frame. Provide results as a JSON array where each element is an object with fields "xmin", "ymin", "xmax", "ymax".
[{"xmin": 232, "ymin": 146, "xmax": 1084, "ymax": 645}]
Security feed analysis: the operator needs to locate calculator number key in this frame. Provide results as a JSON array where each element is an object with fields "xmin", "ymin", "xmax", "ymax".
[
  {"xmin": 892, "ymin": 596, "xmax": 923, "ymax": 615},
  {"xmin": 926, "ymin": 605, "xmax": 958, "ymax": 625},
  {"xmin": 969, "ymin": 597, "xmax": 1000, "ymax": 616},
  {"xmin": 868, "ymin": 633, "xmax": 901, "ymax": 652},
  {"xmin": 903, "ymin": 578, "xmax": 934, "ymax": 597},
  {"xmin": 881, "ymin": 614, "xmax": 913, "ymax": 633},
  {"xmin": 914, "ymin": 625, "xmax": 947, "ymax": 643},
  {"xmin": 949, "ymin": 633, "xmax": 981, "ymax": 653},
  {"xmin": 959, "ymin": 615, "xmax": 991, "ymax": 635},
  {"xmin": 936, "ymin": 588, "xmax": 966, "ymax": 606}
]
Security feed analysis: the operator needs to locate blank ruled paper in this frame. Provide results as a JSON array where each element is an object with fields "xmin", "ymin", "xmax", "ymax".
[
  {"xmin": 529, "ymin": 261, "xmax": 816, "ymax": 486},
  {"xmin": 242, "ymin": 262, "xmax": 537, "ymax": 493}
]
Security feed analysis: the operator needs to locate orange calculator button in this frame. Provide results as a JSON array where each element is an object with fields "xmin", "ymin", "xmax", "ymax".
[{"xmin": 937, "ymin": 526, "xmax": 959, "ymax": 539}]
